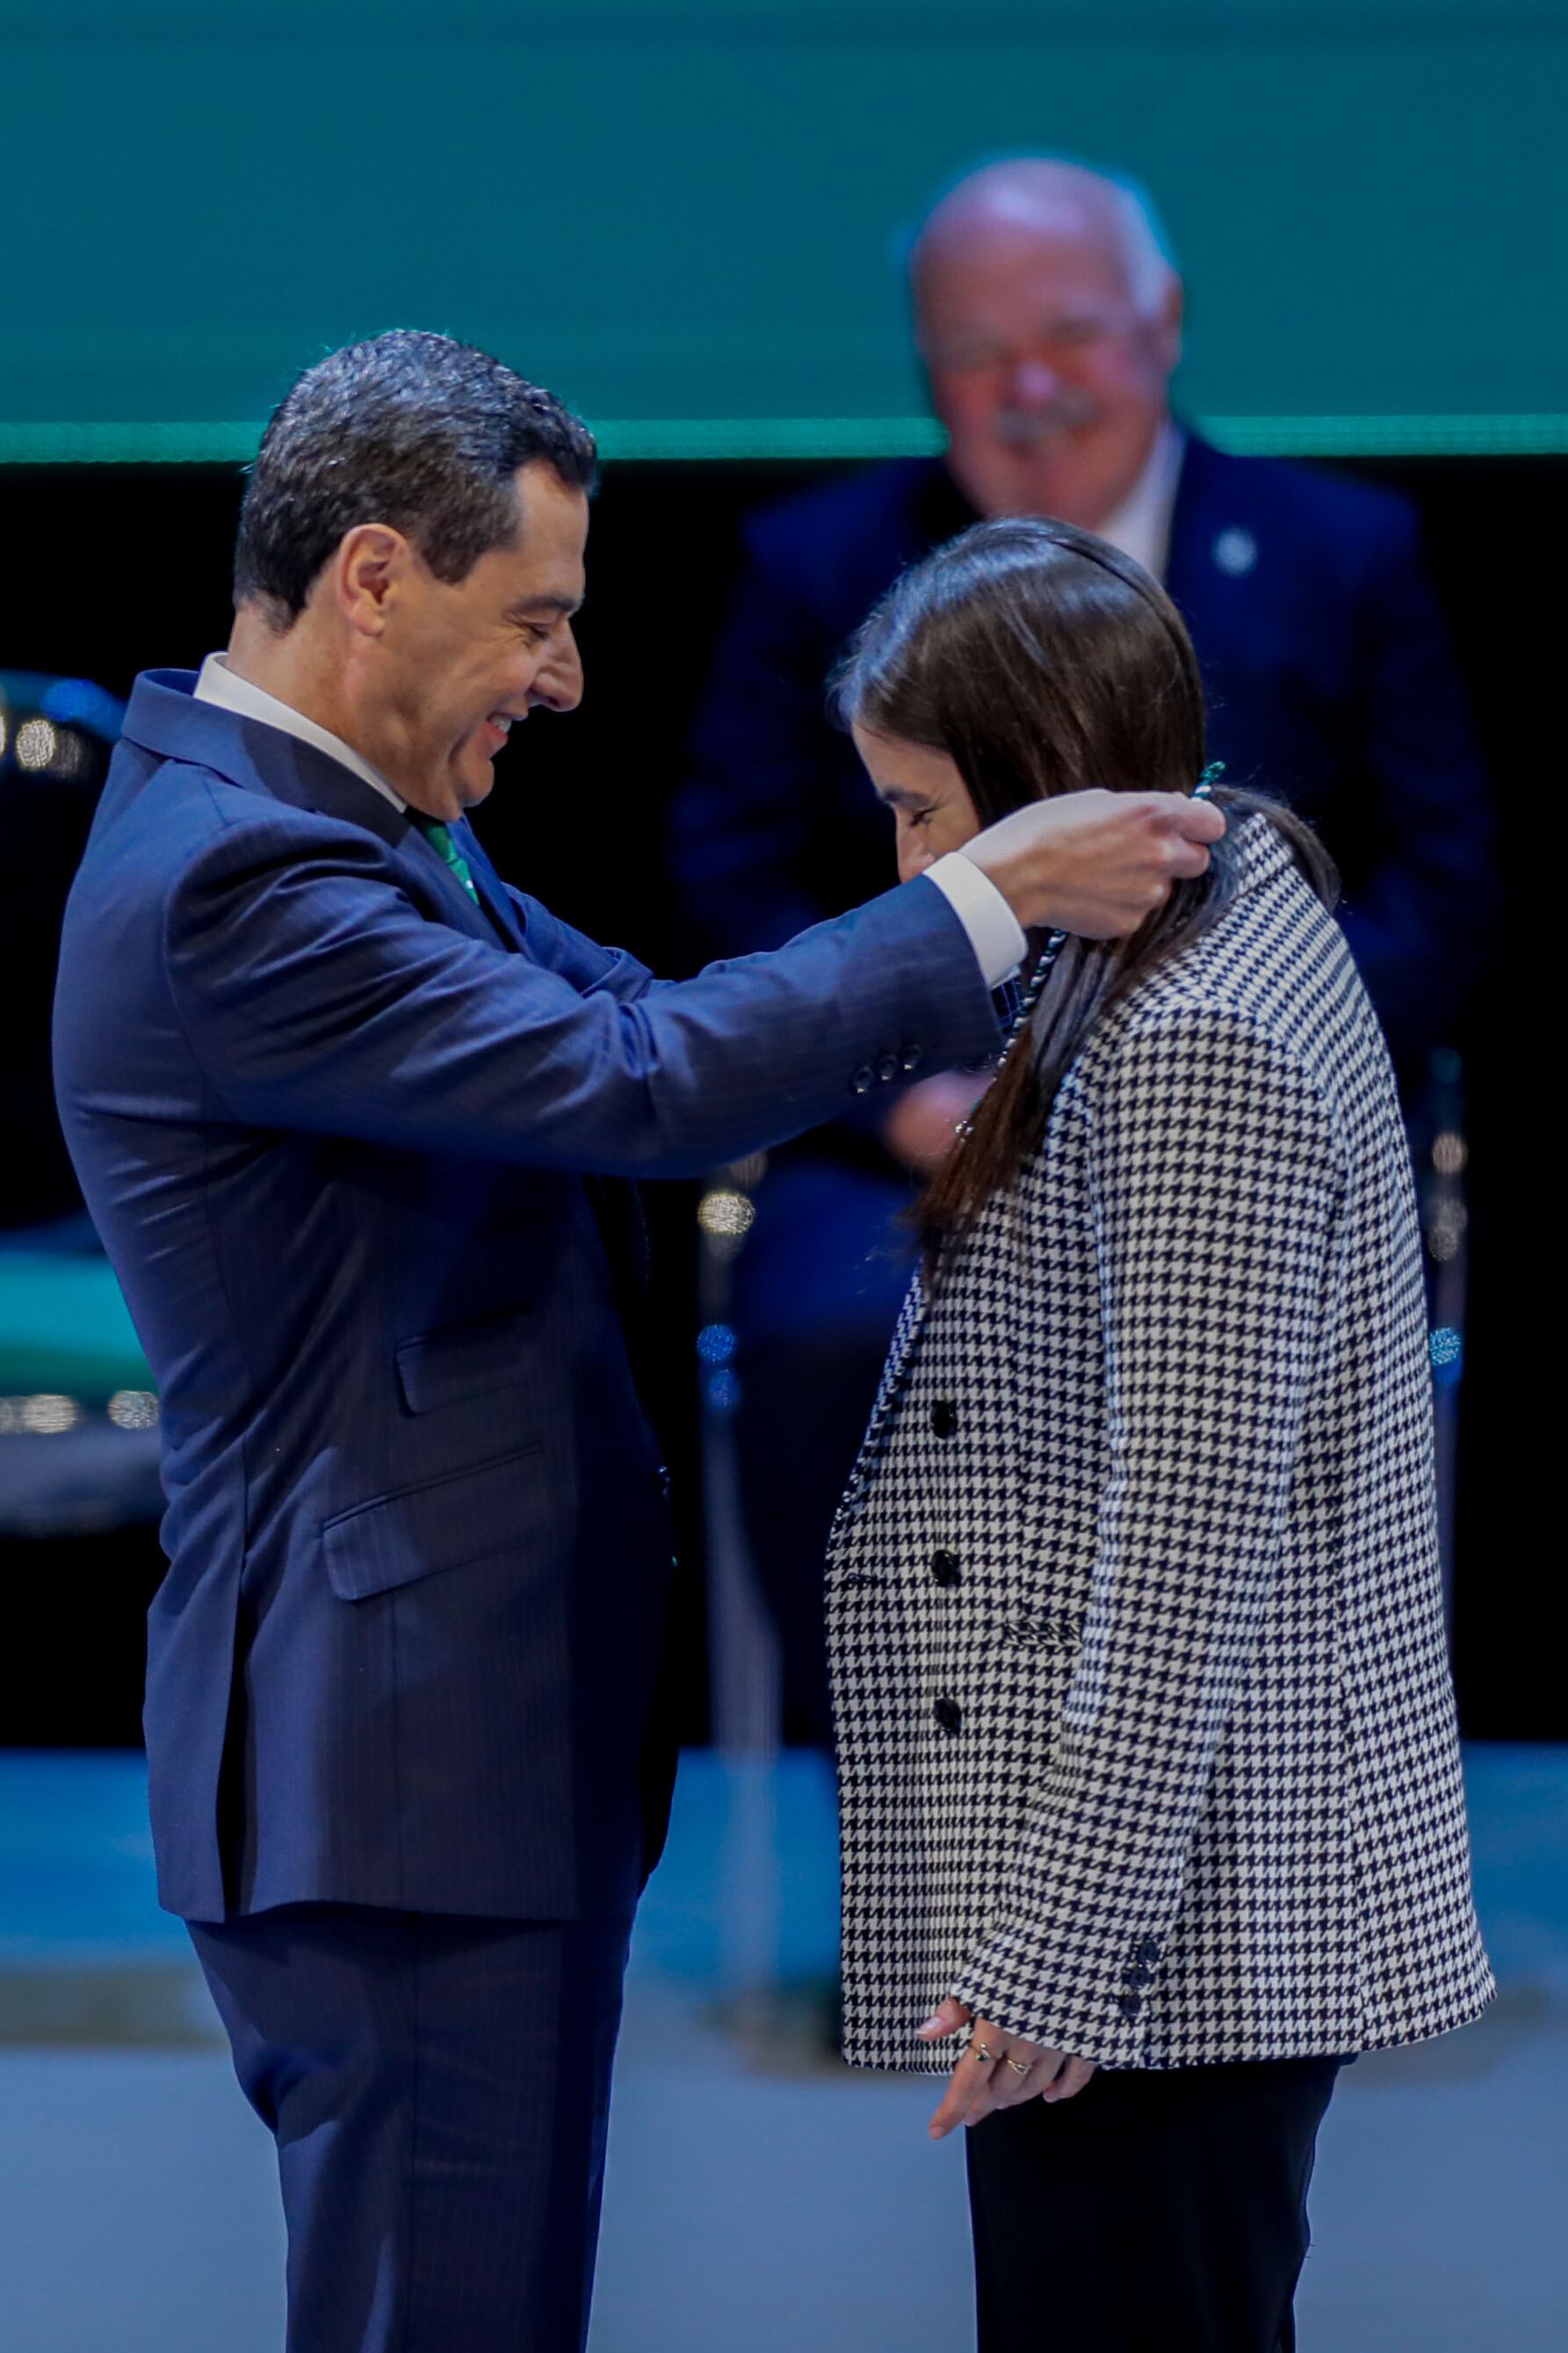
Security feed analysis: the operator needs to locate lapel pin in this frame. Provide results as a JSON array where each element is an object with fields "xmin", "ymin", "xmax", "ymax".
[{"xmin": 1212, "ymin": 526, "xmax": 1258, "ymax": 577}]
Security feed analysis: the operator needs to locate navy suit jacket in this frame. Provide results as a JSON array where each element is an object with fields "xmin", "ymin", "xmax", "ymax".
[
  {"xmin": 672, "ymin": 436, "xmax": 1493, "ymax": 1065},
  {"xmin": 52, "ymin": 673, "xmax": 997, "ymax": 1924}
]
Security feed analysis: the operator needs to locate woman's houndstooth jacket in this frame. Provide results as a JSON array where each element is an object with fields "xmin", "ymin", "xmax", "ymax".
[{"xmin": 827, "ymin": 818, "xmax": 1494, "ymax": 2074}]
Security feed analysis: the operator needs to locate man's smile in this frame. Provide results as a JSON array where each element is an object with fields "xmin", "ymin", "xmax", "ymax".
[{"xmin": 475, "ymin": 709, "xmax": 526, "ymax": 757}]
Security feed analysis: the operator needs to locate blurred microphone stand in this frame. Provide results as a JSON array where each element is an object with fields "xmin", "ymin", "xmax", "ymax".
[{"xmin": 694, "ymin": 1156, "xmax": 783, "ymax": 2037}]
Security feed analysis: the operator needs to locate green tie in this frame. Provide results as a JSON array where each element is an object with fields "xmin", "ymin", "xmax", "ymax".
[{"xmin": 410, "ymin": 815, "xmax": 479, "ymax": 901}]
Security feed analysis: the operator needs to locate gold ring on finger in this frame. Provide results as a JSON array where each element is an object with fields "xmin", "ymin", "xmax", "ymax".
[
  {"xmin": 970, "ymin": 2041, "xmax": 994, "ymax": 2063},
  {"xmin": 1005, "ymin": 2057, "xmax": 1030, "ymax": 2076}
]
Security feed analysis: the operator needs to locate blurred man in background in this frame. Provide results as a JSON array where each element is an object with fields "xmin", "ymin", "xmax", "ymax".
[{"xmin": 671, "ymin": 154, "xmax": 1492, "ymax": 1740}]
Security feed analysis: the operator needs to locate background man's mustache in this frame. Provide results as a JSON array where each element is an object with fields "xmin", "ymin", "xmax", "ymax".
[{"xmin": 994, "ymin": 395, "xmax": 1100, "ymax": 445}]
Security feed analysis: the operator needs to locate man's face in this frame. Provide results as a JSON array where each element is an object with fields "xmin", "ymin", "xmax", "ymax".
[
  {"xmin": 916, "ymin": 214, "xmax": 1181, "ymax": 531},
  {"xmin": 363, "ymin": 461, "xmax": 589, "ymax": 822}
]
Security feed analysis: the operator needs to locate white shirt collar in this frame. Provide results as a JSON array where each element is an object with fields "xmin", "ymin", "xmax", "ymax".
[
  {"xmin": 1095, "ymin": 418, "xmax": 1186, "ymax": 583},
  {"xmin": 193, "ymin": 653, "xmax": 406, "ymax": 813}
]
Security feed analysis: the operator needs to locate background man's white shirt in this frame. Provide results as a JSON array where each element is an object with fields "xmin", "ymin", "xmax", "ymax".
[{"xmin": 1096, "ymin": 419, "xmax": 1185, "ymax": 583}]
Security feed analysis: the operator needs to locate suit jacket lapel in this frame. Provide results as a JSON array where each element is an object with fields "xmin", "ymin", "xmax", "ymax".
[
  {"xmin": 1166, "ymin": 433, "xmax": 1261, "ymax": 625},
  {"xmin": 145, "ymin": 691, "xmax": 501, "ymax": 952}
]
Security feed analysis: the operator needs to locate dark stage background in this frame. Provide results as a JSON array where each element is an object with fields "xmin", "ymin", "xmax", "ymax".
[{"xmin": 0, "ymin": 452, "xmax": 1557, "ymax": 1746}]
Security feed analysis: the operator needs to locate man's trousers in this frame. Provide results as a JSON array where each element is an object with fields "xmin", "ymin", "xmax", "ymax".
[{"xmin": 190, "ymin": 1902, "xmax": 632, "ymax": 2353}]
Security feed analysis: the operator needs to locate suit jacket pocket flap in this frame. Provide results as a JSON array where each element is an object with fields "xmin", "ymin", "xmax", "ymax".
[
  {"xmin": 322, "ymin": 1444, "xmax": 546, "ymax": 1601},
  {"xmin": 395, "ymin": 1307, "xmax": 538, "ymax": 1416}
]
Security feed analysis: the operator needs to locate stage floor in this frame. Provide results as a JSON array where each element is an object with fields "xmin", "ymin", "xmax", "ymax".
[{"xmin": 1, "ymin": 1746, "xmax": 1564, "ymax": 2351}]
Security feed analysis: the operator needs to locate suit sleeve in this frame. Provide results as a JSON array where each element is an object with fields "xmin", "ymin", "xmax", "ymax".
[
  {"xmin": 161, "ymin": 808, "xmax": 998, "ymax": 1180},
  {"xmin": 949, "ymin": 1007, "xmax": 1346, "ymax": 2064},
  {"xmin": 1337, "ymin": 503, "xmax": 1496, "ymax": 1057},
  {"xmin": 497, "ymin": 885, "xmax": 668, "ymax": 1005}
]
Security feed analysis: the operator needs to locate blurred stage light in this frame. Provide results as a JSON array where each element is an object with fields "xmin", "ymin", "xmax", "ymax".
[
  {"xmin": 46, "ymin": 726, "xmax": 91, "ymax": 778},
  {"xmin": 107, "ymin": 1389, "xmax": 159, "ymax": 1430},
  {"xmin": 0, "ymin": 709, "xmax": 8, "ymax": 758},
  {"xmin": 697, "ymin": 1189, "xmax": 756, "ymax": 1240},
  {"xmin": 697, "ymin": 1322, "xmax": 738, "ymax": 1365},
  {"xmin": 1427, "ymin": 1201, "xmax": 1468, "ymax": 1262},
  {"xmin": 40, "ymin": 676, "xmax": 127, "ymax": 736},
  {"xmin": 14, "ymin": 718, "xmax": 58, "ymax": 771},
  {"xmin": 0, "ymin": 1394, "xmax": 83, "ymax": 1435},
  {"xmin": 1432, "ymin": 1131, "xmax": 1468, "ymax": 1176}
]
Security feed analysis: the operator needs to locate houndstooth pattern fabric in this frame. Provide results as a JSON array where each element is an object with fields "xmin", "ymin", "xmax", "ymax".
[{"xmin": 827, "ymin": 819, "xmax": 1494, "ymax": 2073}]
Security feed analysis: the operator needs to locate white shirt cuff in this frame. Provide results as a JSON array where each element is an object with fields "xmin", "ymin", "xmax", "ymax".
[{"xmin": 924, "ymin": 853, "xmax": 1026, "ymax": 990}]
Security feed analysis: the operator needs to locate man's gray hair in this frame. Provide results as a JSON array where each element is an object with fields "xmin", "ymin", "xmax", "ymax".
[
  {"xmin": 907, "ymin": 156, "xmax": 1181, "ymax": 321},
  {"xmin": 1097, "ymin": 171, "xmax": 1180, "ymax": 315}
]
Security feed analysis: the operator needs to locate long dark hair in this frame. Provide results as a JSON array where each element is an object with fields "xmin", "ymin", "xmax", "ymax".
[{"xmin": 833, "ymin": 517, "xmax": 1338, "ymax": 1266}]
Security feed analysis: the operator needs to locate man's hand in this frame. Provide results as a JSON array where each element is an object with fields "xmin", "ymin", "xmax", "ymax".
[
  {"xmin": 963, "ymin": 790, "xmax": 1225, "ymax": 938},
  {"xmin": 918, "ymin": 1996, "xmax": 1096, "ymax": 2139},
  {"xmin": 880, "ymin": 1071, "xmax": 986, "ymax": 1173}
]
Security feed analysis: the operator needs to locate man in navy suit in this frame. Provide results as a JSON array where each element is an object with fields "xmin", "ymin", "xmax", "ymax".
[
  {"xmin": 51, "ymin": 330, "xmax": 1220, "ymax": 2352},
  {"xmin": 670, "ymin": 156, "xmax": 1494, "ymax": 1741}
]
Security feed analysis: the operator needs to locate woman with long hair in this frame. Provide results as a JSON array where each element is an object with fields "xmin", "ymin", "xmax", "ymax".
[{"xmin": 827, "ymin": 518, "xmax": 1492, "ymax": 2352}]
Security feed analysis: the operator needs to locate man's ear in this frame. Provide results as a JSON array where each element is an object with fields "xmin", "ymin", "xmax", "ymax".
[{"xmin": 333, "ymin": 524, "xmax": 411, "ymax": 641}]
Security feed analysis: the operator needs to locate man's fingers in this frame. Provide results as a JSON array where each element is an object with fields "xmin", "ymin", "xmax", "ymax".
[
  {"xmin": 964, "ymin": 783, "xmax": 1227, "ymax": 940},
  {"xmin": 1166, "ymin": 843, "xmax": 1212, "ymax": 882},
  {"xmin": 1147, "ymin": 793, "xmax": 1224, "ymax": 881},
  {"xmin": 1157, "ymin": 792, "xmax": 1226, "ymax": 846}
]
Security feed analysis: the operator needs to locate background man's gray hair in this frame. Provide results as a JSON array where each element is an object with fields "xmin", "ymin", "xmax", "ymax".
[
  {"xmin": 1097, "ymin": 171, "xmax": 1180, "ymax": 315},
  {"xmin": 903, "ymin": 156, "xmax": 1181, "ymax": 322}
]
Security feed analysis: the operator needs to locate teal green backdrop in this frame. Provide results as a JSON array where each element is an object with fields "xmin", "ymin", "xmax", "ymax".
[{"xmin": 2, "ymin": 0, "xmax": 1564, "ymax": 458}]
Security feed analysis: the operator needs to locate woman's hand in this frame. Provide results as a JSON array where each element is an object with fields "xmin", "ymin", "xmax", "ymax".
[
  {"xmin": 918, "ymin": 1996, "xmax": 1096, "ymax": 2139},
  {"xmin": 880, "ymin": 1071, "xmax": 987, "ymax": 1172}
]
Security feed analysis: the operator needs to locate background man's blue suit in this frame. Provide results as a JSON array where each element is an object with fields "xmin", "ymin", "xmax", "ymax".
[
  {"xmin": 52, "ymin": 672, "xmax": 1000, "ymax": 2350},
  {"xmin": 675, "ymin": 435, "xmax": 1491, "ymax": 1054},
  {"xmin": 670, "ymin": 434, "xmax": 1493, "ymax": 1739}
]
